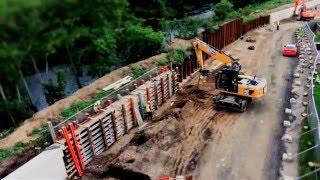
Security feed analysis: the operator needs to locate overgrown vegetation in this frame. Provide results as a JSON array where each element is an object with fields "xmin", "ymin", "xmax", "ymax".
[
  {"xmin": 298, "ymin": 119, "xmax": 319, "ymax": 179},
  {"xmin": 314, "ymin": 72, "xmax": 320, "ymax": 111},
  {"xmin": 42, "ymin": 70, "xmax": 67, "ymax": 105},
  {"xmin": 0, "ymin": 128, "xmax": 14, "ymax": 140},
  {"xmin": 131, "ymin": 65, "xmax": 148, "ymax": 78},
  {"xmin": 315, "ymin": 32, "xmax": 320, "ymax": 43},
  {"xmin": 60, "ymin": 90, "xmax": 112, "ymax": 118},
  {"xmin": 0, "ymin": 124, "xmax": 51, "ymax": 162},
  {"xmin": 162, "ymin": 0, "xmax": 291, "ymax": 39}
]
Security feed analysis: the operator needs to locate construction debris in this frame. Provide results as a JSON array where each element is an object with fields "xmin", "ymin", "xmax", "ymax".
[{"xmin": 245, "ymin": 36, "xmax": 256, "ymax": 42}]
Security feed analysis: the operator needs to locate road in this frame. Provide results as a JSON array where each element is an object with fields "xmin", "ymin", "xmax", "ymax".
[{"xmin": 194, "ymin": 21, "xmax": 302, "ymax": 180}]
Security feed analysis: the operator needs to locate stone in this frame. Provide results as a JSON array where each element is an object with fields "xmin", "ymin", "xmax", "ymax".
[
  {"xmin": 285, "ymin": 108, "xmax": 292, "ymax": 114},
  {"xmin": 281, "ymin": 134, "xmax": 293, "ymax": 143},
  {"xmin": 283, "ymin": 121, "xmax": 291, "ymax": 127},
  {"xmin": 282, "ymin": 153, "xmax": 293, "ymax": 162}
]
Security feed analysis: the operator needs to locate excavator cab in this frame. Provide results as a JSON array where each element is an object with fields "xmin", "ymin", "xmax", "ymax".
[{"xmin": 215, "ymin": 66, "xmax": 239, "ymax": 93}]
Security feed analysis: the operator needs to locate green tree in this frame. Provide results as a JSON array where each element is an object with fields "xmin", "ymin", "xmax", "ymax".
[
  {"xmin": 42, "ymin": 70, "xmax": 67, "ymax": 105},
  {"xmin": 118, "ymin": 24, "xmax": 165, "ymax": 62},
  {"xmin": 213, "ymin": 0, "xmax": 235, "ymax": 20}
]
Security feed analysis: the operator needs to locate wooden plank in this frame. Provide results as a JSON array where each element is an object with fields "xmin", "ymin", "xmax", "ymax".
[{"xmin": 86, "ymin": 127, "xmax": 95, "ymax": 156}]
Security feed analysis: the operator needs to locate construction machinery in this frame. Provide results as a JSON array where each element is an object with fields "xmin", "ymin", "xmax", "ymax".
[
  {"xmin": 294, "ymin": 0, "xmax": 316, "ymax": 20},
  {"xmin": 192, "ymin": 38, "xmax": 267, "ymax": 112}
]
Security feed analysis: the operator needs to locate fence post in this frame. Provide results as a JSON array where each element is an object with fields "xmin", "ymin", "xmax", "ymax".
[
  {"xmin": 160, "ymin": 78, "xmax": 165, "ymax": 103},
  {"xmin": 111, "ymin": 111, "xmax": 118, "ymax": 141},
  {"xmin": 47, "ymin": 121, "xmax": 57, "ymax": 142},
  {"xmin": 129, "ymin": 98, "xmax": 137, "ymax": 127},
  {"xmin": 121, "ymin": 104, "xmax": 128, "ymax": 132}
]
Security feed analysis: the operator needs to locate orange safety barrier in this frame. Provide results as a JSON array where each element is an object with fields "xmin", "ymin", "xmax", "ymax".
[
  {"xmin": 61, "ymin": 127, "xmax": 84, "ymax": 176},
  {"xmin": 69, "ymin": 123, "xmax": 85, "ymax": 170}
]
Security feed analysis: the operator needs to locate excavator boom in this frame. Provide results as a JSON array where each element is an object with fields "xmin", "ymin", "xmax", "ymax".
[{"xmin": 192, "ymin": 38, "xmax": 236, "ymax": 69}]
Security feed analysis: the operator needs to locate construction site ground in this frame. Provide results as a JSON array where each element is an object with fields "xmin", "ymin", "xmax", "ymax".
[{"xmin": 83, "ymin": 20, "xmax": 303, "ymax": 180}]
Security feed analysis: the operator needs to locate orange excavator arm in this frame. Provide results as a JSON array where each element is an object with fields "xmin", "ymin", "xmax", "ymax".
[{"xmin": 192, "ymin": 38, "xmax": 235, "ymax": 69}]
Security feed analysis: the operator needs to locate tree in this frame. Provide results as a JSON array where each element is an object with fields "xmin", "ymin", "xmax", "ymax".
[
  {"xmin": 213, "ymin": 0, "xmax": 235, "ymax": 20},
  {"xmin": 118, "ymin": 24, "xmax": 165, "ymax": 62},
  {"xmin": 42, "ymin": 70, "xmax": 67, "ymax": 105}
]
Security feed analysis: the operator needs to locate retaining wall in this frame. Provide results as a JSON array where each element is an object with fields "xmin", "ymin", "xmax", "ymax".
[
  {"xmin": 54, "ymin": 66, "xmax": 190, "ymax": 178},
  {"xmin": 201, "ymin": 16, "xmax": 270, "ymax": 49}
]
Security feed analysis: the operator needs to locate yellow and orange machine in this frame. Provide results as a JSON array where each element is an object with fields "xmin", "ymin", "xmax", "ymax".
[
  {"xmin": 294, "ymin": 0, "xmax": 316, "ymax": 20},
  {"xmin": 192, "ymin": 38, "xmax": 267, "ymax": 112}
]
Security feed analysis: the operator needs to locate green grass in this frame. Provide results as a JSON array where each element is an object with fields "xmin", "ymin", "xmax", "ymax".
[
  {"xmin": 0, "ymin": 124, "xmax": 51, "ymax": 162},
  {"xmin": 0, "ymin": 128, "xmax": 14, "ymax": 140},
  {"xmin": 240, "ymin": 0, "xmax": 292, "ymax": 23},
  {"xmin": 314, "ymin": 72, "xmax": 320, "ymax": 111},
  {"xmin": 315, "ymin": 32, "xmax": 320, "ymax": 43},
  {"xmin": 298, "ymin": 119, "xmax": 319, "ymax": 179},
  {"xmin": 131, "ymin": 65, "xmax": 148, "ymax": 78},
  {"xmin": 60, "ymin": 90, "xmax": 113, "ymax": 118},
  {"xmin": 0, "ymin": 141, "xmax": 25, "ymax": 162}
]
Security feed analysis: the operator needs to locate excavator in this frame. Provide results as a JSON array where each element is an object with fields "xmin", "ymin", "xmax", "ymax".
[
  {"xmin": 294, "ymin": 0, "xmax": 316, "ymax": 20},
  {"xmin": 192, "ymin": 38, "xmax": 267, "ymax": 112}
]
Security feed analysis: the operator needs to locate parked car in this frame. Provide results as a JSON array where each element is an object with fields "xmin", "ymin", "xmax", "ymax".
[{"xmin": 282, "ymin": 44, "xmax": 298, "ymax": 56}]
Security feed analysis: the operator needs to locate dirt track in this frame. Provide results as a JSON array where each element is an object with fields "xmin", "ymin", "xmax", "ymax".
[{"xmin": 83, "ymin": 21, "xmax": 302, "ymax": 180}]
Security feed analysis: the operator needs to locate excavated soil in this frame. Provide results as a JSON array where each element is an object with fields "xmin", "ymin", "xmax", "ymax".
[{"xmin": 84, "ymin": 21, "xmax": 303, "ymax": 180}]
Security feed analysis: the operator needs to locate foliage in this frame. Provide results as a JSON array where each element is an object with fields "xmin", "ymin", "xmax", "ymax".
[
  {"xmin": 213, "ymin": 0, "xmax": 235, "ymax": 20},
  {"xmin": 60, "ymin": 102, "xmax": 90, "ymax": 118},
  {"xmin": 42, "ymin": 70, "xmax": 67, "ymax": 105},
  {"xmin": 155, "ymin": 59, "xmax": 170, "ymax": 67},
  {"xmin": 0, "ymin": 99, "xmax": 33, "ymax": 129},
  {"xmin": 0, "ymin": 124, "xmax": 51, "ymax": 162},
  {"xmin": 0, "ymin": 128, "xmax": 14, "ymax": 140},
  {"xmin": 166, "ymin": 48, "xmax": 187, "ymax": 65},
  {"xmin": 131, "ymin": 65, "xmax": 148, "ymax": 78},
  {"xmin": 0, "ymin": 141, "xmax": 26, "ymax": 162},
  {"xmin": 298, "ymin": 119, "xmax": 318, "ymax": 179},
  {"xmin": 315, "ymin": 32, "xmax": 320, "ymax": 43},
  {"xmin": 60, "ymin": 90, "xmax": 112, "ymax": 118},
  {"xmin": 118, "ymin": 24, "xmax": 165, "ymax": 61}
]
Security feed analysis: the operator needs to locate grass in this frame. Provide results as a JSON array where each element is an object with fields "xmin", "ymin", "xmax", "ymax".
[
  {"xmin": 60, "ymin": 90, "xmax": 113, "ymax": 118},
  {"xmin": 0, "ymin": 124, "xmax": 51, "ymax": 162},
  {"xmin": 131, "ymin": 65, "xmax": 148, "ymax": 78},
  {"xmin": 0, "ymin": 128, "xmax": 14, "ymax": 140},
  {"xmin": 314, "ymin": 71, "xmax": 320, "ymax": 111},
  {"xmin": 315, "ymin": 32, "xmax": 320, "ymax": 43},
  {"xmin": 298, "ymin": 119, "xmax": 319, "ymax": 179},
  {"xmin": 240, "ymin": 0, "xmax": 292, "ymax": 23},
  {"xmin": 0, "ymin": 141, "xmax": 25, "ymax": 162}
]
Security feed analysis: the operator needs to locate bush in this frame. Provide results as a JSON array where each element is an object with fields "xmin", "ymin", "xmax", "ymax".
[
  {"xmin": 155, "ymin": 59, "xmax": 170, "ymax": 67},
  {"xmin": 315, "ymin": 32, "xmax": 320, "ymax": 43},
  {"xmin": 0, "ymin": 128, "xmax": 14, "ymax": 140},
  {"xmin": 42, "ymin": 70, "xmax": 67, "ymax": 105},
  {"xmin": 213, "ymin": 0, "xmax": 235, "ymax": 20},
  {"xmin": 298, "ymin": 119, "xmax": 318, "ymax": 178},
  {"xmin": 0, "ymin": 141, "xmax": 26, "ymax": 162},
  {"xmin": 60, "ymin": 102, "xmax": 90, "ymax": 118},
  {"xmin": 167, "ymin": 48, "xmax": 186, "ymax": 65},
  {"xmin": 119, "ymin": 24, "xmax": 165, "ymax": 62},
  {"xmin": 131, "ymin": 65, "xmax": 148, "ymax": 78}
]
